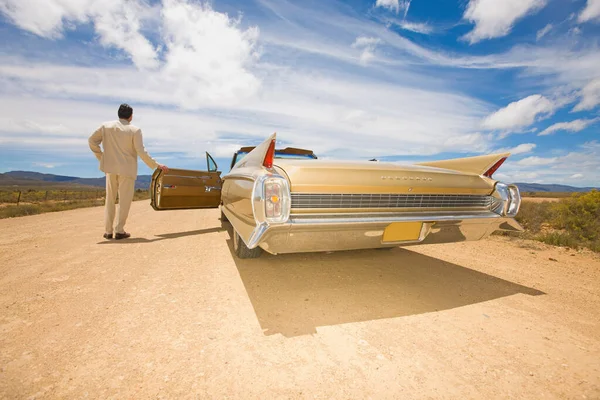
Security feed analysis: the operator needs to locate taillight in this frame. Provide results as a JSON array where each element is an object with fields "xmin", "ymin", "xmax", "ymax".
[
  {"xmin": 263, "ymin": 140, "xmax": 276, "ymax": 169},
  {"xmin": 484, "ymin": 157, "xmax": 507, "ymax": 178},
  {"xmin": 263, "ymin": 176, "xmax": 290, "ymax": 223}
]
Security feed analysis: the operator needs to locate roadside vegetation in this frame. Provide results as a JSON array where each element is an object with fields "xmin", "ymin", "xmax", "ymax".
[
  {"xmin": 0, "ymin": 188, "xmax": 150, "ymax": 219},
  {"xmin": 519, "ymin": 191, "xmax": 574, "ymax": 199},
  {"xmin": 509, "ymin": 190, "xmax": 600, "ymax": 253}
]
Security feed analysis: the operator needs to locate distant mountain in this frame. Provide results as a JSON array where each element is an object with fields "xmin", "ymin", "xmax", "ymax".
[
  {"xmin": 514, "ymin": 182, "xmax": 597, "ymax": 193},
  {"xmin": 0, "ymin": 171, "xmax": 152, "ymax": 190},
  {"xmin": 1, "ymin": 171, "xmax": 597, "ymax": 193}
]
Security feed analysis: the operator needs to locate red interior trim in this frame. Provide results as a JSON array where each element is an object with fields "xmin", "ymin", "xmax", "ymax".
[
  {"xmin": 483, "ymin": 157, "xmax": 507, "ymax": 178},
  {"xmin": 263, "ymin": 140, "xmax": 276, "ymax": 169}
]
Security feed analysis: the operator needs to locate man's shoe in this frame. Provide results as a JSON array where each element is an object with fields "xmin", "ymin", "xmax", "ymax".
[
  {"xmin": 114, "ymin": 232, "xmax": 131, "ymax": 240},
  {"xmin": 103, "ymin": 233, "xmax": 113, "ymax": 239}
]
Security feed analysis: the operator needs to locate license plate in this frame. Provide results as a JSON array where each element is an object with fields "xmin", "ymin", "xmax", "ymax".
[{"xmin": 382, "ymin": 222, "xmax": 423, "ymax": 243}]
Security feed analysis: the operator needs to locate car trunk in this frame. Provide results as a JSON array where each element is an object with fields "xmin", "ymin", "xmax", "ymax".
[
  {"xmin": 273, "ymin": 159, "xmax": 496, "ymax": 214},
  {"xmin": 275, "ymin": 159, "xmax": 494, "ymax": 194}
]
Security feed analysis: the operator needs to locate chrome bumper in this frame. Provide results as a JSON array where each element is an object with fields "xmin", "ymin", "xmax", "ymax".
[
  {"xmin": 229, "ymin": 179, "xmax": 523, "ymax": 255},
  {"xmin": 247, "ymin": 211, "xmax": 523, "ymax": 255}
]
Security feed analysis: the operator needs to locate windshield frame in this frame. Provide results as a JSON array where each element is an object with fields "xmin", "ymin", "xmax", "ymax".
[{"xmin": 230, "ymin": 149, "xmax": 317, "ymax": 170}]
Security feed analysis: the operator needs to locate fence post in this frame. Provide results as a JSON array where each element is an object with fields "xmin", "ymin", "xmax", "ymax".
[
  {"xmin": 45, "ymin": 191, "xmax": 49, "ymax": 201},
  {"xmin": 16, "ymin": 191, "xmax": 21, "ymax": 206}
]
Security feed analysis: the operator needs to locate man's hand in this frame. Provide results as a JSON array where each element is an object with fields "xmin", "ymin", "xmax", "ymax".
[{"xmin": 158, "ymin": 164, "xmax": 169, "ymax": 173}]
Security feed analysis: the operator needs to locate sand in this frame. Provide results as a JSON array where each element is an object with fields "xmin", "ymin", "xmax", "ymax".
[{"xmin": 1, "ymin": 202, "xmax": 599, "ymax": 399}]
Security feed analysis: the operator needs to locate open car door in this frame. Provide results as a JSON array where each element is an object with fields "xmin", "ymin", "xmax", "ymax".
[{"xmin": 150, "ymin": 152, "xmax": 222, "ymax": 210}]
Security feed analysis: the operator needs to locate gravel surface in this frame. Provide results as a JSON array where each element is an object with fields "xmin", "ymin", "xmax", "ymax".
[{"xmin": 1, "ymin": 202, "xmax": 599, "ymax": 399}]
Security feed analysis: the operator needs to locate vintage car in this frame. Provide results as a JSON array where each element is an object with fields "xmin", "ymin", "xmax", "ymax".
[{"xmin": 151, "ymin": 134, "xmax": 522, "ymax": 258}]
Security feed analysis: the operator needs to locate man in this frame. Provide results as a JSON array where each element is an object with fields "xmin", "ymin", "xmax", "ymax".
[{"xmin": 89, "ymin": 104, "xmax": 168, "ymax": 240}]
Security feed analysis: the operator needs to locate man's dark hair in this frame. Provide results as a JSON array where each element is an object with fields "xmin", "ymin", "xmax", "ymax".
[{"xmin": 118, "ymin": 103, "xmax": 133, "ymax": 119}]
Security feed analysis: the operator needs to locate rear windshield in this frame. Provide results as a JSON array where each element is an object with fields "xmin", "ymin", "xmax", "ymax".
[{"xmin": 232, "ymin": 151, "xmax": 316, "ymax": 167}]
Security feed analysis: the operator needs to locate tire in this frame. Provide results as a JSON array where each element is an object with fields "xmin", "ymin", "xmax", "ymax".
[{"xmin": 233, "ymin": 230, "xmax": 263, "ymax": 259}]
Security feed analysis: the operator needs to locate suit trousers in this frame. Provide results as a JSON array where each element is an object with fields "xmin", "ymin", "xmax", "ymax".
[{"xmin": 105, "ymin": 173, "xmax": 136, "ymax": 234}]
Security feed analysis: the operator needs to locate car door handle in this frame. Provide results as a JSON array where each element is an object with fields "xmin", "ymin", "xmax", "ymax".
[{"xmin": 205, "ymin": 186, "xmax": 221, "ymax": 192}]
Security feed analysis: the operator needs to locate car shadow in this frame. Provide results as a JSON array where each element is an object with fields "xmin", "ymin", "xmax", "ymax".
[
  {"xmin": 97, "ymin": 227, "xmax": 225, "ymax": 244},
  {"xmin": 224, "ymin": 227, "xmax": 544, "ymax": 337}
]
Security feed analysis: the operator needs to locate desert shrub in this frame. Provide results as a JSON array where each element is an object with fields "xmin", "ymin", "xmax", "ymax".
[
  {"xmin": 0, "ymin": 196, "xmax": 149, "ymax": 219},
  {"xmin": 550, "ymin": 190, "xmax": 600, "ymax": 243},
  {"xmin": 536, "ymin": 232, "xmax": 580, "ymax": 248},
  {"xmin": 514, "ymin": 201, "xmax": 554, "ymax": 233},
  {"xmin": 133, "ymin": 190, "xmax": 150, "ymax": 201},
  {"xmin": 508, "ymin": 190, "xmax": 600, "ymax": 252},
  {"xmin": 0, "ymin": 204, "xmax": 42, "ymax": 218}
]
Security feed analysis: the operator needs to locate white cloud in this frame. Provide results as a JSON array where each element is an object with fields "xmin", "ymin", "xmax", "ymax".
[
  {"xmin": 160, "ymin": 0, "xmax": 261, "ymax": 108},
  {"xmin": 32, "ymin": 162, "xmax": 59, "ymax": 169},
  {"xmin": 578, "ymin": 0, "xmax": 600, "ymax": 23},
  {"xmin": 496, "ymin": 143, "xmax": 537, "ymax": 155},
  {"xmin": 536, "ymin": 23, "xmax": 553, "ymax": 41},
  {"xmin": 516, "ymin": 156, "xmax": 558, "ymax": 166},
  {"xmin": 0, "ymin": 0, "xmax": 159, "ymax": 69},
  {"xmin": 0, "ymin": 0, "xmax": 261, "ymax": 105},
  {"xmin": 93, "ymin": 1, "xmax": 160, "ymax": 69},
  {"xmin": 462, "ymin": 0, "xmax": 547, "ymax": 44},
  {"xmin": 375, "ymin": 0, "xmax": 399, "ymax": 13},
  {"xmin": 0, "ymin": 56, "xmax": 493, "ymax": 162},
  {"xmin": 538, "ymin": 118, "xmax": 598, "ymax": 136},
  {"xmin": 499, "ymin": 142, "xmax": 600, "ymax": 186},
  {"xmin": 352, "ymin": 37, "xmax": 382, "ymax": 47},
  {"xmin": 569, "ymin": 26, "xmax": 583, "ymax": 36},
  {"xmin": 375, "ymin": 0, "xmax": 411, "ymax": 16},
  {"xmin": 352, "ymin": 36, "xmax": 382, "ymax": 64},
  {"xmin": 0, "ymin": 0, "xmax": 89, "ymax": 38},
  {"xmin": 573, "ymin": 78, "xmax": 600, "ymax": 111},
  {"xmin": 482, "ymin": 95, "xmax": 554, "ymax": 131},
  {"xmin": 396, "ymin": 21, "xmax": 433, "ymax": 34}
]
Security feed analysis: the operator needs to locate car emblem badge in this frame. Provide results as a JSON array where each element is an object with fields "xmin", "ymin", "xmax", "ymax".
[{"xmin": 381, "ymin": 176, "xmax": 432, "ymax": 181}]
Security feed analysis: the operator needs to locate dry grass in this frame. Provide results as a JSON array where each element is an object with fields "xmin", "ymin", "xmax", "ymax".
[
  {"xmin": 503, "ymin": 190, "xmax": 600, "ymax": 252},
  {"xmin": 0, "ymin": 189, "xmax": 150, "ymax": 219},
  {"xmin": 520, "ymin": 191, "xmax": 574, "ymax": 198}
]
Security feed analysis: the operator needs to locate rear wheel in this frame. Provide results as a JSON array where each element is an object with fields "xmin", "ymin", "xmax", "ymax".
[{"xmin": 233, "ymin": 229, "xmax": 263, "ymax": 259}]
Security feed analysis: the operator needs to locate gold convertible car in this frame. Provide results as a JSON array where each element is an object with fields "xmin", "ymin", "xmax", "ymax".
[{"xmin": 151, "ymin": 134, "xmax": 522, "ymax": 258}]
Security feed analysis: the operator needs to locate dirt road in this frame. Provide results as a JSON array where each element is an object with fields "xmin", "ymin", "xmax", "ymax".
[{"xmin": 1, "ymin": 202, "xmax": 599, "ymax": 399}]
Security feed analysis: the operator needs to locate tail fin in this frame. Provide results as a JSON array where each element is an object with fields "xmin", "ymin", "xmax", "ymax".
[
  {"xmin": 231, "ymin": 133, "xmax": 276, "ymax": 170},
  {"xmin": 416, "ymin": 152, "xmax": 510, "ymax": 177}
]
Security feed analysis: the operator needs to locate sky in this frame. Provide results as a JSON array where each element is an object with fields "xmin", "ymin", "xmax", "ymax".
[{"xmin": 0, "ymin": 0, "xmax": 599, "ymax": 186}]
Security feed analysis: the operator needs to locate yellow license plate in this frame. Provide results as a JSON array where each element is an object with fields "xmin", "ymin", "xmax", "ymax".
[{"xmin": 382, "ymin": 222, "xmax": 423, "ymax": 243}]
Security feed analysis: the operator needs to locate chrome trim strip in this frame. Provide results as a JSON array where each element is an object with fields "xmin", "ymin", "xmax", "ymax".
[
  {"xmin": 290, "ymin": 193, "xmax": 494, "ymax": 209},
  {"xmin": 507, "ymin": 184, "xmax": 521, "ymax": 217},
  {"xmin": 248, "ymin": 222, "xmax": 268, "ymax": 249},
  {"xmin": 166, "ymin": 175, "xmax": 213, "ymax": 180},
  {"xmin": 287, "ymin": 212, "xmax": 502, "ymax": 225},
  {"xmin": 491, "ymin": 182, "xmax": 522, "ymax": 217}
]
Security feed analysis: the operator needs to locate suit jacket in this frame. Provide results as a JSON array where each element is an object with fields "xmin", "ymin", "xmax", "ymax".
[{"xmin": 88, "ymin": 119, "xmax": 158, "ymax": 178}]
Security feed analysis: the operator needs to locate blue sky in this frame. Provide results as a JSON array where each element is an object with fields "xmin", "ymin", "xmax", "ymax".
[{"xmin": 0, "ymin": 0, "xmax": 599, "ymax": 186}]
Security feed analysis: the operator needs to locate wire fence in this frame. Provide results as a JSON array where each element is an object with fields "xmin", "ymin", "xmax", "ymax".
[
  {"xmin": 0, "ymin": 189, "xmax": 150, "ymax": 206},
  {"xmin": 0, "ymin": 190, "xmax": 106, "ymax": 205}
]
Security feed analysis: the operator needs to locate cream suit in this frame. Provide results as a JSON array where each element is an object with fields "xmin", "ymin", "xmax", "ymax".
[{"xmin": 89, "ymin": 119, "xmax": 159, "ymax": 234}]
